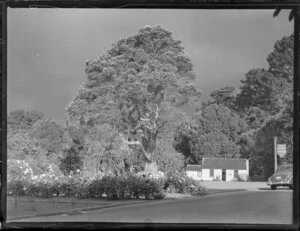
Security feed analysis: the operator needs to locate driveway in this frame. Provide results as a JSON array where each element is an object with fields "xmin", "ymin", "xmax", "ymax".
[{"xmin": 201, "ymin": 181, "xmax": 269, "ymax": 190}]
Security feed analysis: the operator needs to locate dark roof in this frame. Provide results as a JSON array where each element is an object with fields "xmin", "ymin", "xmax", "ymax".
[
  {"xmin": 186, "ymin": 165, "xmax": 202, "ymax": 172},
  {"xmin": 202, "ymin": 158, "xmax": 247, "ymax": 170}
]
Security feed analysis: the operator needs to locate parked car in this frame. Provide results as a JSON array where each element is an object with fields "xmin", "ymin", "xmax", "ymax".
[{"xmin": 267, "ymin": 164, "xmax": 293, "ymax": 190}]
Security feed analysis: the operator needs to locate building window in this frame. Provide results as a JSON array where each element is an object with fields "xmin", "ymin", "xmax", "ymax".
[
  {"xmin": 234, "ymin": 169, "xmax": 238, "ymax": 178},
  {"xmin": 197, "ymin": 171, "xmax": 202, "ymax": 177},
  {"xmin": 210, "ymin": 169, "xmax": 214, "ymax": 177}
]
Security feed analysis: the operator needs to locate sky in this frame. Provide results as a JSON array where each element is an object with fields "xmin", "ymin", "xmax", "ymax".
[{"xmin": 7, "ymin": 9, "xmax": 293, "ymax": 125}]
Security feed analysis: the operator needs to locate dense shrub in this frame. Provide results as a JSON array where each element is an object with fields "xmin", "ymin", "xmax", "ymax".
[
  {"xmin": 8, "ymin": 179, "xmax": 28, "ymax": 196},
  {"xmin": 7, "ymin": 159, "xmax": 33, "ymax": 196},
  {"xmin": 163, "ymin": 173, "xmax": 208, "ymax": 196},
  {"xmin": 7, "ymin": 166, "xmax": 166, "ymax": 200},
  {"xmin": 163, "ymin": 173, "xmax": 185, "ymax": 193},
  {"xmin": 7, "ymin": 159, "xmax": 33, "ymax": 182},
  {"xmin": 8, "ymin": 159, "xmax": 207, "ymax": 199},
  {"xmin": 238, "ymin": 173, "xmax": 249, "ymax": 182}
]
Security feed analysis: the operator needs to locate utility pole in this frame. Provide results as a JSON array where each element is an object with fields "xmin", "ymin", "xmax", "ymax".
[{"xmin": 273, "ymin": 137, "xmax": 277, "ymax": 172}]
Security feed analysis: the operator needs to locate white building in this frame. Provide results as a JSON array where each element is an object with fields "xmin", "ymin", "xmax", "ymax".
[
  {"xmin": 186, "ymin": 164, "xmax": 202, "ymax": 181},
  {"xmin": 201, "ymin": 158, "xmax": 249, "ymax": 181},
  {"xmin": 186, "ymin": 158, "xmax": 249, "ymax": 182}
]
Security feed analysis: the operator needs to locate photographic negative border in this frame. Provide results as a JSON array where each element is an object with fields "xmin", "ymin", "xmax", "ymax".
[
  {"xmin": 0, "ymin": 1, "xmax": 7, "ymax": 228},
  {"xmin": 1, "ymin": 1, "xmax": 299, "ymax": 230}
]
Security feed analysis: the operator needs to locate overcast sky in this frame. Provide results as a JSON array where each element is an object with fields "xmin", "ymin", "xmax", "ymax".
[{"xmin": 8, "ymin": 9, "xmax": 293, "ymax": 125}]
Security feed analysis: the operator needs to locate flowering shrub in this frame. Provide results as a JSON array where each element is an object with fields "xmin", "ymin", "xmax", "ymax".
[
  {"xmin": 100, "ymin": 174, "xmax": 164, "ymax": 200},
  {"xmin": 7, "ymin": 159, "xmax": 206, "ymax": 199},
  {"xmin": 163, "ymin": 173, "xmax": 208, "ymax": 196},
  {"xmin": 8, "ymin": 159, "xmax": 34, "ymax": 182},
  {"xmin": 7, "ymin": 161, "xmax": 166, "ymax": 200},
  {"xmin": 7, "ymin": 159, "xmax": 33, "ymax": 195},
  {"xmin": 163, "ymin": 173, "xmax": 186, "ymax": 193}
]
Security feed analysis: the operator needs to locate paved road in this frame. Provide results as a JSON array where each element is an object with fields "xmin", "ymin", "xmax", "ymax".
[{"xmin": 15, "ymin": 190, "xmax": 292, "ymax": 224}]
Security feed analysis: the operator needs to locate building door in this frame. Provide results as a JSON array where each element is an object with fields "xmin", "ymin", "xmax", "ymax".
[{"xmin": 222, "ymin": 169, "xmax": 226, "ymax": 181}]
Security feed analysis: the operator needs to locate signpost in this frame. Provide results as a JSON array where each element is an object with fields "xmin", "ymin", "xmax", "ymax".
[
  {"xmin": 274, "ymin": 137, "xmax": 277, "ymax": 172},
  {"xmin": 277, "ymin": 144, "xmax": 287, "ymax": 158},
  {"xmin": 273, "ymin": 137, "xmax": 287, "ymax": 172}
]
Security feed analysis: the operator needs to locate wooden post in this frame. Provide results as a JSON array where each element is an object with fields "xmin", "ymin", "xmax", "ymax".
[{"xmin": 274, "ymin": 137, "xmax": 277, "ymax": 172}]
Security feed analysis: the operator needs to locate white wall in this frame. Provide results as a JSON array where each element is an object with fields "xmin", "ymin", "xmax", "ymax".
[
  {"xmin": 214, "ymin": 169, "xmax": 222, "ymax": 181},
  {"xmin": 226, "ymin": 170, "xmax": 234, "ymax": 181},
  {"xmin": 238, "ymin": 170, "xmax": 249, "ymax": 181},
  {"xmin": 202, "ymin": 168, "xmax": 249, "ymax": 181},
  {"xmin": 202, "ymin": 169, "xmax": 223, "ymax": 181},
  {"xmin": 186, "ymin": 170, "xmax": 202, "ymax": 181},
  {"xmin": 202, "ymin": 169, "xmax": 212, "ymax": 181}
]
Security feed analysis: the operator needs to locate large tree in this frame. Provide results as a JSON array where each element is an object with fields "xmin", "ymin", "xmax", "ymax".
[
  {"xmin": 209, "ymin": 86, "xmax": 238, "ymax": 109},
  {"xmin": 28, "ymin": 118, "xmax": 64, "ymax": 155},
  {"xmin": 234, "ymin": 34, "xmax": 293, "ymax": 178},
  {"xmin": 173, "ymin": 103, "xmax": 248, "ymax": 164},
  {"xmin": 8, "ymin": 109, "xmax": 44, "ymax": 131},
  {"xmin": 65, "ymin": 26, "xmax": 201, "ymax": 174}
]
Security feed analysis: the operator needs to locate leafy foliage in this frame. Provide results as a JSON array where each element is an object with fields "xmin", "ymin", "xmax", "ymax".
[
  {"xmin": 234, "ymin": 34, "xmax": 293, "ymax": 179},
  {"xmin": 174, "ymin": 104, "xmax": 247, "ymax": 164},
  {"xmin": 163, "ymin": 173, "xmax": 208, "ymax": 196},
  {"xmin": 29, "ymin": 119, "xmax": 64, "ymax": 155},
  {"xmin": 65, "ymin": 26, "xmax": 201, "ymax": 174},
  {"xmin": 8, "ymin": 109, "xmax": 44, "ymax": 130},
  {"xmin": 210, "ymin": 86, "xmax": 238, "ymax": 109}
]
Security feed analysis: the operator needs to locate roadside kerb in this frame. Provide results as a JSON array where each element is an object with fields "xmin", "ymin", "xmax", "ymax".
[
  {"xmin": 7, "ymin": 199, "xmax": 164, "ymax": 221},
  {"xmin": 7, "ymin": 188, "xmax": 249, "ymax": 221}
]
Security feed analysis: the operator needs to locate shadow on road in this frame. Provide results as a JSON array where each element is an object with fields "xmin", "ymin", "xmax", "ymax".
[{"xmin": 257, "ymin": 187, "xmax": 292, "ymax": 191}]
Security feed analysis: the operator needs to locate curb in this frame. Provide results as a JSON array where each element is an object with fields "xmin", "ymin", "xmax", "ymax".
[
  {"xmin": 8, "ymin": 190, "xmax": 249, "ymax": 221},
  {"xmin": 7, "ymin": 199, "xmax": 168, "ymax": 221},
  {"xmin": 208, "ymin": 189, "xmax": 246, "ymax": 194}
]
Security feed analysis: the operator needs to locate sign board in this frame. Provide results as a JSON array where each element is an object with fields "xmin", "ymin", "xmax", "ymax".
[{"xmin": 277, "ymin": 144, "xmax": 287, "ymax": 158}]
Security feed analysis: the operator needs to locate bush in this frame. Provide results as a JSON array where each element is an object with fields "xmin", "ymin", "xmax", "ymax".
[
  {"xmin": 100, "ymin": 174, "xmax": 165, "ymax": 200},
  {"xmin": 238, "ymin": 173, "xmax": 249, "ymax": 182},
  {"xmin": 86, "ymin": 178, "xmax": 105, "ymax": 199},
  {"xmin": 127, "ymin": 175, "xmax": 145, "ymax": 199},
  {"xmin": 162, "ymin": 173, "xmax": 208, "ymax": 197},
  {"xmin": 8, "ymin": 162, "xmax": 200, "ymax": 200},
  {"xmin": 7, "ymin": 159, "xmax": 33, "ymax": 196},
  {"xmin": 8, "ymin": 180, "xmax": 28, "ymax": 196},
  {"xmin": 163, "ymin": 173, "xmax": 185, "ymax": 193}
]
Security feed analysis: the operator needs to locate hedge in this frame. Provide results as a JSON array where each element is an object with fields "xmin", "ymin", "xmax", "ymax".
[{"xmin": 7, "ymin": 159, "xmax": 208, "ymax": 200}]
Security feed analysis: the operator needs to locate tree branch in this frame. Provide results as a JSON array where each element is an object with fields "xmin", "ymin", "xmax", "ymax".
[
  {"xmin": 241, "ymin": 107, "xmax": 286, "ymax": 137},
  {"xmin": 154, "ymin": 104, "xmax": 160, "ymax": 121},
  {"xmin": 123, "ymin": 139, "xmax": 151, "ymax": 161}
]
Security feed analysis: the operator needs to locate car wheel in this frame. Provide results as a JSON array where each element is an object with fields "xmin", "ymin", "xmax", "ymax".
[{"xmin": 271, "ymin": 185, "xmax": 276, "ymax": 190}]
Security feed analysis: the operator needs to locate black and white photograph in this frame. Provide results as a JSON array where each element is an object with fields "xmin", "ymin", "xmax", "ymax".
[{"xmin": 6, "ymin": 8, "xmax": 294, "ymax": 224}]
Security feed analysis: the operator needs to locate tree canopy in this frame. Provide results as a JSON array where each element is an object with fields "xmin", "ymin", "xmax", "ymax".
[
  {"xmin": 65, "ymin": 26, "xmax": 201, "ymax": 174},
  {"xmin": 233, "ymin": 34, "xmax": 293, "ymax": 178},
  {"xmin": 8, "ymin": 109, "xmax": 44, "ymax": 130},
  {"xmin": 173, "ymin": 103, "xmax": 247, "ymax": 164}
]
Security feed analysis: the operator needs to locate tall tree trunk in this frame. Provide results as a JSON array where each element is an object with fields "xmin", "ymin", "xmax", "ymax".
[
  {"xmin": 144, "ymin": 161, "xmax": 158, "ymax": 173},
  {"xmin": 143, "ymin": 130, "xmax": 158, "ymax": 174}
]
